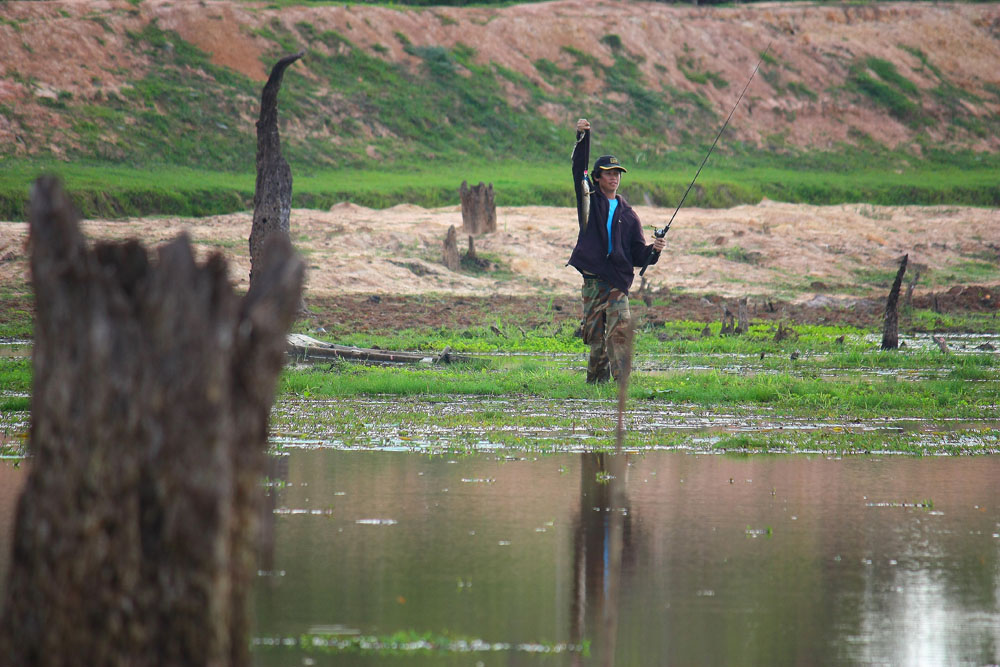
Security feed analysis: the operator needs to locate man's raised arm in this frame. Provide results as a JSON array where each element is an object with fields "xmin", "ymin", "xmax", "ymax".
[{"xmin": 572, "ymin": 118, "xmax": 591, "ymax": 235}]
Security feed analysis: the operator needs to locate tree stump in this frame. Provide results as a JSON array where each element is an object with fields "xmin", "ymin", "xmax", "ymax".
[
  {"xmin": 719, "ymin": 304, "xmax": 735, "ymax": 335},
  {"xmin": 0, "ymin": 176, "xmax": 304, "ymax": 666},
  {"xmin": 442, "ymin": 225, "xmax": 460, "ymax": 271},
  {"xmin": 249, "ymin": 51, "xmax": 304, "ymax": 290},
  {"xmin": 459, "ymin": 180, "xmax": 496, "ymax": 235},
  {"xmin": 736, "ymin": 297, "xmax": 749, "ymax": 334},
  {"xmin": 880, "ymin": 254, "xmax": 908, "ymax": 350},
  {"xmin": 774, "ymin": 321, "xmax": 796, "ymax": 342}
]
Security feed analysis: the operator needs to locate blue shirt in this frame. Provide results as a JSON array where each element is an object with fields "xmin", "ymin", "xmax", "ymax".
[{"xmin": 606, "ymin": 198, "xmax": 618, "ymax": 255}]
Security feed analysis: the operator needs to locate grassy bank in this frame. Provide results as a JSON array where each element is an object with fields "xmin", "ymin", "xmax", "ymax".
[
  {"xmin": 5, "ymin": 320, "xmax": 997, "ymax": 454},
  {"xmin": 276, "ymin": 353, "xmax": 996, "ymax": 419},
  {"xmin": 2, "ymin": 159, "xmax": 998, "ymax": 221}
]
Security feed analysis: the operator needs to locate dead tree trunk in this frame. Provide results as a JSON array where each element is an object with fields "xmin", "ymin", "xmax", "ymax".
[
  {"xmin": 459, "ymin": 180, "xmax": 496, "ymax": 235},
  {"xmin": 0, "ymin": 176, "xmax": 303, "ymax": 667},
  {"xmin": 249, "ymin": 51, "xmax": 304, "ymax": 290},
  {"xmin": 881, "ymin": 254, "xmax": 908, "ymax": 350},
  {"xmin": 442, "ymin": 225, "xmax": 460, "ymax": 271},
  {"xmin": 736, "ymin": 297, "xmax": 749, "ymax": 334}
]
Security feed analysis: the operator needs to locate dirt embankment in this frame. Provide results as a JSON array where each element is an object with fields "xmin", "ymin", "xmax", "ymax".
[{"xmin": 1, "ymin": 0, "xmax": 999, "ymax": 156}]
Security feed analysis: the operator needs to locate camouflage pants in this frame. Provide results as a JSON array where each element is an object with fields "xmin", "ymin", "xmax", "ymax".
[{"xmin": 581, "ymin": 277, "xmax": 631, "ymax": 383}]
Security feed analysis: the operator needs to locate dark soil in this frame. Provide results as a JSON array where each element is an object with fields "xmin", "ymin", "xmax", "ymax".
[{"xmin": 302, "ymin": 285, "xmax": 1000, "ymax": 336}]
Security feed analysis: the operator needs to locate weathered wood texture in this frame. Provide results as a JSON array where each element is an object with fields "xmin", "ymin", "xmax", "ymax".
[
  {"xmin": 736, "ymin": 297, "xmax": 749, "ymax": 334},
  {"xmin": 881, "ymin": 254, "xmax": 908, "ymax": 350},
  {"xmin": 0, "ymin": 176, "xmax": 303, "ymax": 667},
  {"xmin": 249, "ymin": 51, "xmax": 304, "ymax": 289},
  {"xmin": 442, "ymin": 224, "xmax": 460, "ymax": 271},
  {"xmin": 459, "ymin": 180, "xmax": 496, "ymax": 235}
]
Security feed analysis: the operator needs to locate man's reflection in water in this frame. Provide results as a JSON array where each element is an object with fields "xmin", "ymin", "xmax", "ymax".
[{"xmin": 571, "ymin": 452, "xmax": 631, "ymax": 667}]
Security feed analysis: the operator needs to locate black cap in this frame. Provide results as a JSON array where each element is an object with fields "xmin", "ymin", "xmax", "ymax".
[{"xmin": 593, "ymin": 155, "xmax": 627, "ymax": 174}]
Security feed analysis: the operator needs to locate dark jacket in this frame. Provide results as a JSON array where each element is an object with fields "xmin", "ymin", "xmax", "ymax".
[{"xmin": 567, "ymin": 134, "xmax": 658, "ymax": 294}]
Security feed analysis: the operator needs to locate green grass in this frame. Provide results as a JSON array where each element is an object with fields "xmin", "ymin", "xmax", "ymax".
[
  {"xmin": 865, "ymin": 57, "xmax": 920, "ymax": 97},
  {"xmin": 272, "ymin": 321, "xmax": 1000, "ymax": 422},
  {"xmin": 268, "ymin": 353, "xmax": 999, "ymax": 455},
  {"xmin": 906, "ymin": 309, "xmax": 998, "ymax": 333},
  {"xmin": 932, "ymin": 259, "xmax": 1000, "ymax": 285},
  {"xmin": 0, "ymin": 291, "xmax": 33, "ymax": 339},
  {"xmin": 0, "ymin": 396, "xmax": 30, "ymax": 414},
  {"xmin": 0, "ymin": 359, "xmax": 32, "ymax": 395},
  {"xmin": 4, "ymin": 319, "xmax": 997, "ymax": 456},
  {"xmin": 848, "ymin": 58, "xmax": 928, "ymax": 128},
  {"xmin": 3, "ymin": 158, "xmax": 999, "ymax": 221}
]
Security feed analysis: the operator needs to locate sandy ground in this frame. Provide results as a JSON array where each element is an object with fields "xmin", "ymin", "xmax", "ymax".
[{"xmin": 1, "ymin": 201, "xmax": 998, "ymax": 305}]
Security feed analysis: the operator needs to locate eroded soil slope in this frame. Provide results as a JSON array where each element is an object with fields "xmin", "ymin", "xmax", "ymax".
[{"xmin": 1, "ymin": 0, "xmax": 999, "ymax": 159}]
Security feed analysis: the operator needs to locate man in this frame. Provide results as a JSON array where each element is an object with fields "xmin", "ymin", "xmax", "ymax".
[{"xmin": 567, "ymin": 118, "xmax": 666, "ymax": 384}]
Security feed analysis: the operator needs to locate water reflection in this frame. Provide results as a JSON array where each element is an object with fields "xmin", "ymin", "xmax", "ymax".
[
  {"xmin": 0, "ymin": 452, "xmax": 998, "ymax": 665},
  {"xmin": 247, "ymin": 451, "xmax": 1000, "ymax": 666},
  {"xmin": 571, "ymin": 453, "xmax": 629, "ymax": 666}
]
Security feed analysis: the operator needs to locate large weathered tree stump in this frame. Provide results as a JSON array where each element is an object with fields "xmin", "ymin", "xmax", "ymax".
[
  {"xmin": 0, "ymin": 176, "xmax": 303, "ymax": 666},
  {"xmin": 249, "ymin": 51, "xmax": 304, "ymax": 290},
  {"xmin": 459, "ymin": 180, "xmax": 496, "ymax": 235},
  {"xmin": 881, "ymin": 254, "xmax": 908, "ymax": 350}
]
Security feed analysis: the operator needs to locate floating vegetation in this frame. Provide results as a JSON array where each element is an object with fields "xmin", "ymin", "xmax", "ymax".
[
  {"xmin": 270, "ymin": 393, "xmax": 1000, "ymax": 456},
  {"xmin": 864, "ymin": 499, "xmax": 935, "ymax": 509},
  {"xmin": 745, "ymin": 525, "xmax": 773, "ymax": 538},
  {"xmin": 253, "ymin": 630, "xmax": 587, "ymax": 657},
  {"xmin": 272, "ymin": 507, "xmax": 334, "ymax": 516}
]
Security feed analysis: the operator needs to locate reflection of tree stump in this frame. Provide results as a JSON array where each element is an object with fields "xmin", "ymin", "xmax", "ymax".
[
  {"xmin": 0, "ymin": 176, "xmax": 303, "ymax": 666},
  {"xmin": 459, "ymin": 180, "xmax": 496, "ymax": 235},
  {"xmin": 881, "ymin": 254, "xmax": 908, "ymax": 350},
  {"xmin": 249, "ymin": 51, "xmax": 304, "ymax": 290},
  {"xmin": 443, "ymin": 225, "xmax": 460, "ymax": 271}
]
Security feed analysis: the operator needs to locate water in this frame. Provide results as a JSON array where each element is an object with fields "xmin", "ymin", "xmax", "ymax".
[{"xmin": 251, "ymin": 450, "xmax": 1000, "ymax": 666}]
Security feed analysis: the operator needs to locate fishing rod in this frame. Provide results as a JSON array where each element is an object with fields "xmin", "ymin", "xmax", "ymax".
[{"xmin": 640, "ymin": 42, "xmax": 772, "ymax": 277}]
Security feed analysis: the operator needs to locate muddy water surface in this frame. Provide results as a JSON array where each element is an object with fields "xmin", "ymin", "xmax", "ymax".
[{"xmin": 251, "ymin": 450, "xmax": 1000, "ymax": 666}]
